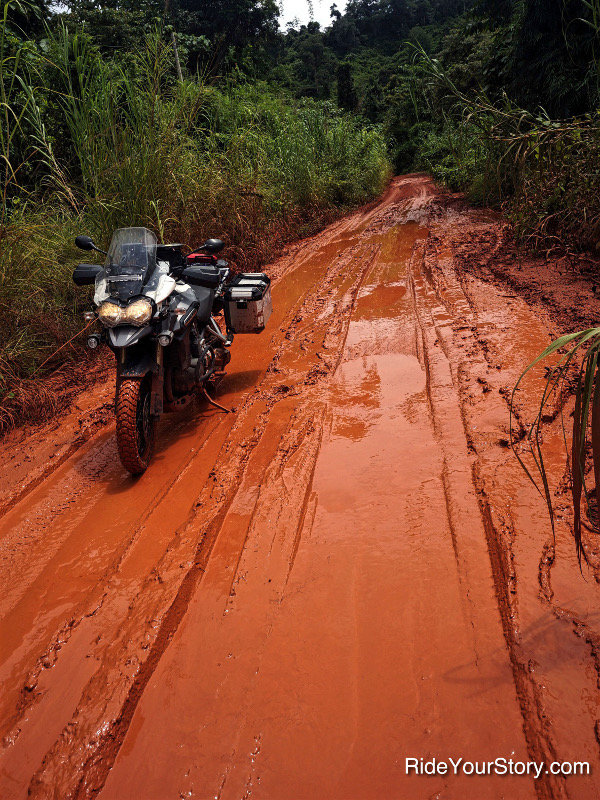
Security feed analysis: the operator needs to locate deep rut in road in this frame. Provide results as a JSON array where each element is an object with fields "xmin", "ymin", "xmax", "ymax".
[{"xmin": 1, "ymin": 175, "xmax": 599, "ymax": 799}]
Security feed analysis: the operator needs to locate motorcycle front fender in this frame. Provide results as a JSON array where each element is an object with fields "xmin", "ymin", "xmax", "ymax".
[
  {"xmin": 118, "ymin": 351, "xmax": 158, "ymax": 379},
  {"xmin": 114, "ymin": 333, "xmax": 164, "ymax": 415}
]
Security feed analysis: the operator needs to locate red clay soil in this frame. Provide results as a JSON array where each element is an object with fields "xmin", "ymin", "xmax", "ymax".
[{"xmin": 1, "ymin": 175, "xmax": 599, "ymax": 799}]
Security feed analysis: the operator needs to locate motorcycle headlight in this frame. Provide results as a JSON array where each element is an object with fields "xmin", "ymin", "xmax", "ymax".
[
  {"xmin": 98, "ymin": 301, "xmax": 122, "ymax": 328},
  {"xmin": 124, "ymin": 298, "xmax": 153, "ymax": 326}
]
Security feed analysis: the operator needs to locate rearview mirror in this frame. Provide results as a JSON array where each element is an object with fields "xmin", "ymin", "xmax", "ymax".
[
  {"xmin": 201, "ymin": 239, "xmax": 225, "ymax": 254},
  {"xmin": 75, "ymin": 235, "xmax": 96, "ymax": 251}
]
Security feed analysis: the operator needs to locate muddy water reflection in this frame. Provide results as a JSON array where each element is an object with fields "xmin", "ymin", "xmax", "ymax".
[{"xmin": 98, "ymin": 199, "xmax": 533, "ymax": 800}]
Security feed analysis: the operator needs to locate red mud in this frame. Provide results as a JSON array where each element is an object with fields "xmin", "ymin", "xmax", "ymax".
[{"xmin": 0, "ymin": 175, "xmax": 599, "ymax": 799}]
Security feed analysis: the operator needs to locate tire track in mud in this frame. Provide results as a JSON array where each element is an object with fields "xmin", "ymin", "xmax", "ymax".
[
  {"xmin": 442, "ymin": 222, "xmax": 600, "ymax": 796},
  {"xmin": 0, "ymin": 402, "xmax": 114, "ymax": 520},
  {"xmin": 422, "ymin": 238, "xmax": 569, "ymax": 800},
  {"xmin": 408, "ymin": 241, "xmax": 558, "ymax": 798},
  {"xmin": 18, "ymin": 241, "xmax": 381, "ymax": 800},
  {"xmin": 0, "ymin": 410, "xmax": 235, "ymax": 743},
  {"xmin": 416, "ymin": 233, "xmax": 600, "ymax": 799},
  {"xmin": 3, "ymin": 176, "xmax": 599, "ymax": 800}
]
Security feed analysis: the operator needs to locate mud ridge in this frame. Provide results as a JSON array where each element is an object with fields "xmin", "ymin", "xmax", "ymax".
[{"xmin": 421, "ymin": 224, "xmax": 600, "ymax": 798}]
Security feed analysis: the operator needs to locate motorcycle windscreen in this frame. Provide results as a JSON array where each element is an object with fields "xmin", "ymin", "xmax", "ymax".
[{"xmin": 104, "ymin": 227, "xmax": 158, "ymax": 302}]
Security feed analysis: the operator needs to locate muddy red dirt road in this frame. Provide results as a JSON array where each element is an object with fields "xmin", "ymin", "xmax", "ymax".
[{"xmin": 1, "ymin": 175, "xmax": 599, "ymax": 799}]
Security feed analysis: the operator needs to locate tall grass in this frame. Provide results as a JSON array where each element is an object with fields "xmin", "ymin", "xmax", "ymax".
[
  {"xmin": 415, "ymin": 116, "xmax": 503, "ymax": 205},
  {"xmin": 0, "ymin": 24, "xmax": 391, "ymax": 426},
  {"xmin": 28, "ymin": 27, "xmax": 390, "ymax": 243},
  {"xmin": 415, "ymin": 44, "xmax": 600, "ymax": 251}
]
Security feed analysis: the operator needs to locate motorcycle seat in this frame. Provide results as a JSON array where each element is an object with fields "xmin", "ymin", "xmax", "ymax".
[{"xmin": 201, "ymin": 239, "xmax": 225, "ymax": 254}]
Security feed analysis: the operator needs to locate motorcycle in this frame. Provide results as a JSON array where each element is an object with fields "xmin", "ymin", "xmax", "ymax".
[{"xmin": 73, "ymin": 227, "xmax": 272, "ymax": 475}]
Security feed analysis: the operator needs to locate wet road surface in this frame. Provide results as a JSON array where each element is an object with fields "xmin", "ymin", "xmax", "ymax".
[{"xmin": 0, "ymin": 176, "xmax": 599, "ymax": 799}]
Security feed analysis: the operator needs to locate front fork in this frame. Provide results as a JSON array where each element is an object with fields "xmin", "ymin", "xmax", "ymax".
[
  {"xmin": 115, "ymin": 343, "xmax": 164, "ymax": 416},
  {"xmin": 152, "ymin": 344, "xmax": 164, "ymax": 415}
]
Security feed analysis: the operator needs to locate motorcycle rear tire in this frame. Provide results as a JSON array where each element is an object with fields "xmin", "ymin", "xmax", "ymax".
[{"xmin": 116, "ymin": 376, "xmax": 156, "ymax": 475}]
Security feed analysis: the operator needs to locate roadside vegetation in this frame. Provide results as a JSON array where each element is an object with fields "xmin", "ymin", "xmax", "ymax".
[
  {"xmin": 0, "ymin": 2, "xmax": 390, "ymax": 426},
  {"xmin": 263, "ymin": 0, "xmax": 600, "ymax": 253}
]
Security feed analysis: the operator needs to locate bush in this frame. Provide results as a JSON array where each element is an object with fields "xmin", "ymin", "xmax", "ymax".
[
  {"xmin": 414, "ymin": 43, "xmax": 600, "ymax": 249},
  {"xmin": 416, "ymin": 117, "xmax": 501, "ymax": 204}
]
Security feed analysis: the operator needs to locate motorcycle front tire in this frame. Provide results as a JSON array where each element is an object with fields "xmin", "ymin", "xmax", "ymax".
[{"xmin": 115, "ymin": 375, "xmax": 157, "ymax": 475}]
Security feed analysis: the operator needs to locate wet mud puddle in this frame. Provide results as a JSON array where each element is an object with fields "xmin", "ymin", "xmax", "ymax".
[{"xmin": 1, "ymin": 176, "xmax": 599, "ymax": 799}]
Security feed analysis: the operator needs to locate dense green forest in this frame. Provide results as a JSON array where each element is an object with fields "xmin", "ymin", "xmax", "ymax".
[{"xmin": 3, "ymin": 0, "xmax": 600, "ymax": 423}]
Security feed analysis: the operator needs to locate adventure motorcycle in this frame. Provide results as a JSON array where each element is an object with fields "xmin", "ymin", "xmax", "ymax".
[{"xmin": 73, "ymin": 227, "xmax": 272, "ymax": 475}]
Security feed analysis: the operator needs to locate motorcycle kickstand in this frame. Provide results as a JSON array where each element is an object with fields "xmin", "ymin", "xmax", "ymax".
[{"xmin": 202, "ymin": 385, "xmax": 231, "ymax": 414}]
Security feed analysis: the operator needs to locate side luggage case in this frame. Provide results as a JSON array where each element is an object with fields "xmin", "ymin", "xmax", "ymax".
[{"xmin": 225, "ymin": 273, "xmax": 272, "ymax": 333}]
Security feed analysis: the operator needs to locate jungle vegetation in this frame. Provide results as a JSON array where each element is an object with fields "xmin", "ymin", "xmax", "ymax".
[{"xmin": 3, "ymin": 0, "xmax": 600, "ymax": 424}]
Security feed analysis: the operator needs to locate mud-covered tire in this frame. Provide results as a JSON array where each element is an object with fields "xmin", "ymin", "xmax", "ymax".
[{"xmin": 115, "ymin": 377, "xmax": 156, "ymax": 475}]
